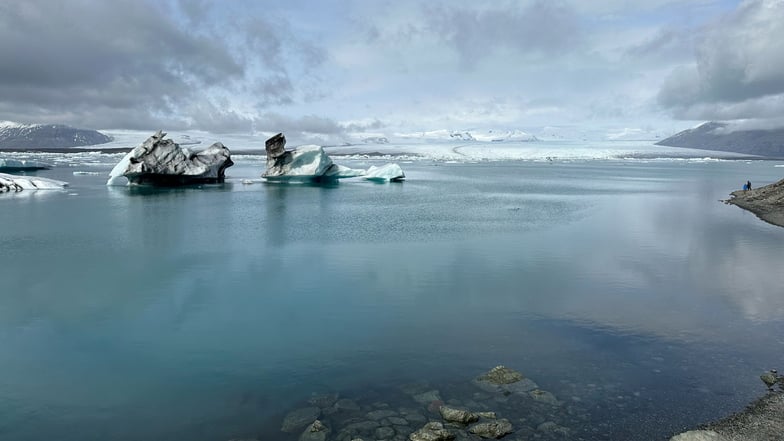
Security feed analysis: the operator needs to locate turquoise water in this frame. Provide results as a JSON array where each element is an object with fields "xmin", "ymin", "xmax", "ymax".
[{"xmin": 1, "ymin": 157, "xmax": 783, "ymax": 440}]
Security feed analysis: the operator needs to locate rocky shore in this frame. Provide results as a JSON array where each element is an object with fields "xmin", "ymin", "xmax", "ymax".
[
  {"xmin": 725, "ymin": 178, "xmax": 784, "ymax": 227},
  {"xmin": 670, "ymin": 393, "xmax": 784, "ymax": 441}
]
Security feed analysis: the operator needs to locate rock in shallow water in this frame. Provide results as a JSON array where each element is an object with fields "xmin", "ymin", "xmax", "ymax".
[
  {"xmin": 439, "ymin": 406, "xmax": 479, "ymax": 425},
  {"xmin": 473, "ymin": 365, "xmax": 538, "ymax": 395},
  {"xmin": 299, "ymin": 420, "xmax": 329, "ymax": 441},
  {"xmin": 281, "ymin": 407, "xmax": 321, "ymax": 433},
  {"xmin": 478, "ymin": 366, "xmax": 523, "ymax": 385},
  {"xmin": 107, "ymin": 130, "xmax": 233, "ymax": 186},
  {"xmin": 409, "ymin": 422, "xmax": 455, "ymax": 441},
  {"xmin": 468, "ymin": 419, "xmax": 513, "ymax": 439}
]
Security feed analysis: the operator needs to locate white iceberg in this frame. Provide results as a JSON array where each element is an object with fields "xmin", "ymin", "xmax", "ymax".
[
  {"xmin": 262, "ymin": 133, "xmax": 365, "ymax": 182},
  {"xmin": 364, "ymin": 163, "xmax": 405, "ymax": 182},
  {"xmin": 0, "ymin": 172, "xmax": 68, "ymax": 192}
]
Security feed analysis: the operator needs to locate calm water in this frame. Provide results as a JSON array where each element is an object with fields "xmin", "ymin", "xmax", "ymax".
[{"xmin": 1, "ymin": 156, "xmax": 783, "ymax": 441}]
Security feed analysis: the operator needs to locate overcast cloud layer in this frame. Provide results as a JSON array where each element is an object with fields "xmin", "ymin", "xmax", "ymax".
[{"xmin": 0, "ymin": 0, "xmax": 780, "ymax": 140}]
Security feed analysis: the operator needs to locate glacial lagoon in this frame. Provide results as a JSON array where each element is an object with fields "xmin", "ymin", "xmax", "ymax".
[{"xmin": 1, "ymin": 147, "xmax": 783, "ymax": 440}]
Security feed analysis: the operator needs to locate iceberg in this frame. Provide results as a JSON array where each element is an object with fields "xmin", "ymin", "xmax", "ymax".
[
  {"xmin": 0, "ymin": 172, "xmax": 68, "ymax": 192},
  {"xmin": 262, "ymin": 133, "xmax": 365, "ymax": 182},
  {"xmin": 364, "ymin": 163, "xmax": 405, "ymax": 182},
  {"xmin": 0, "ymin": 158, "xmax": 51, "ymax": 172},
  {"xmin": 107, "ymin": 130, "xmax": 233, "ymax": 186}
]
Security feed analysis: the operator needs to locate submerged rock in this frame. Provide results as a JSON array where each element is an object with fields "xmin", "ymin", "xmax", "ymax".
[
  {"xmin": 365, "ymin": 163, "xmax": 405, "ymax": 182},
  {"xmin": 409, "ymin": 422, "xmax": 455, "ymax": 441},
  {"xmin": 439, "ymin": 406, "xmax": 479, "ymax": 425},
  {"xmin": 0, "ymin": 172, "xmax": 68, "ymax": 192},
  {"xmin": 473, "ymin": 366, "xmax": 538, "ymax": 395},
  {"xmin": 308, "ymin": 393, "xmax": 340, "ymax": 408},
  {"xmin": 281, "ymin": 407, "xmax": 321, "ymax": 433},
  {"xmin": 107, "ymin": 130, "xmax": 233, "ymax": 186},
  {"xmin": 299, "ymin": 420, "xmax": 329, "ymax": 441},
  {"xmin": 529, "ymin": 389, "xmax": 560, "ymax": 406},
  {"xmin": 478, "ymin": 366, "xmax": 523, "ymax": 385},
  {"xmin": 412, "ymin": 390, "xmax": 442, "ymax": 405},
  {"xmin": 468, "ymin": 419, "xmax": 513, "ymax": 439}
]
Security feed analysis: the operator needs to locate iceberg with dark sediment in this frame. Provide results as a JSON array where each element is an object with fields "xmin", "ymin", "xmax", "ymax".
[
  {"xmin": 0, "ymin": 173, "xmax": 68, "ymax": 192},
  {"xmin": 107, "ymin": 130, "xmax": 233, "ymax": 186},
  {"xmin": 262, "ymin": 133, "xmax": 403, "ymax": 182}
]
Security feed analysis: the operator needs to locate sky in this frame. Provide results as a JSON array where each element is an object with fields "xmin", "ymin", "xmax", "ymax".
[{"xmin": 0, "ymin": 0, "xmax": 782, "ymax": 142}]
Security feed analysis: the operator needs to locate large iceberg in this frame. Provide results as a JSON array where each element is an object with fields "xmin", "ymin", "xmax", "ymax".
[
  {"xmin": 107, "ymin": 131, "xmax": 233, "ymax": 186},
  {"xmin": 262, "ymin": 133, "xmax": 365, "ymax": 182},
  {"xmin": 0, "ymin": 173, "xmax": 68, "ymax": 192}
]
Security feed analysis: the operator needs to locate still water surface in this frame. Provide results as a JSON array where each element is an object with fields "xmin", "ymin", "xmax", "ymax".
[{"xmin": 1, "ymin": 158, "xmax": 783, "ymax": 440}]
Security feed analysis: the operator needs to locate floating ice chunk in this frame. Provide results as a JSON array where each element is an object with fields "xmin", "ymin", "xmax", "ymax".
[
  {"xmin": 364, "ymin": 163, "xmax": 405, "ymax": 182},
  {"xmin": 0, "ymin": 172, "xmax": 68, "ymax": 191},
  {"xmin": 0, "ymin": 158, "xmax": 51, "ymax": 171},
  {"xmin": 106, "ymin": 130, "xmax": 233, "ymax": 186},
  {"xmin": 262, "ymin": 133, "xmax": 365, "ymax": 182}
]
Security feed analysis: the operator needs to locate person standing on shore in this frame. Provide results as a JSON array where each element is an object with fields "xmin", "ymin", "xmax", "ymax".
[{"xmin": 747, "ymin": 180, "xmax": 752, "ymax": 191}]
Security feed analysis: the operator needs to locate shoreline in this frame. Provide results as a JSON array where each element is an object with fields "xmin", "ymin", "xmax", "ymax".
[
  {"xmin": 671, "ymin": 392, "xmax": 784, "ymax": 440},
  {"xmin": 725, "ymin": 179, "xmax": 784, "ymax": 228}
]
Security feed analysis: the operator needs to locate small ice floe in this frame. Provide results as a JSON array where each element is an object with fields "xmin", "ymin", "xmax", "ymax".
[
  {"xmin": 0, "ymin": 172, "xmax": 68, "ymax": 192},
  {"xmin": 73, "ymin": 171, "xmax": 103, "ymax": 176},
  {"xmin": 241, "ymin": 179, "xmax": 256, "ymax": 185}
]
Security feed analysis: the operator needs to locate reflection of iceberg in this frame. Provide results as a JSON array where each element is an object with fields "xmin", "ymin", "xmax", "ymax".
[
  {"xmin": 0, "ymin": 158, "xmax": 51, "ymax": 172},
  {"xmin": 0, "ymin": 172, "xmax": 68, "ymax": 191},
  {"xmin": 365, "ymin": 164, "xmax": 405, "ymax": 182}
]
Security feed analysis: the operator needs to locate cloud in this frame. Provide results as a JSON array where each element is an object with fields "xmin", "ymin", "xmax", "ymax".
[
  {"xmin": 658, "ymin": 0, "xmax": 784, "ymax": 121},
  {"xmin": 427, "ymin": 1, "xmax": 582, "ymax": 69},
  {"xmin": 0, "ymin": 0, "xmax": 325, "ymax": 132}
]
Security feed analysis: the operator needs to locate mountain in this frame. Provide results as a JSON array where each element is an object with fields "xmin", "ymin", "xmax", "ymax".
[
  {"xmin": 656, "ymin": 122, "xmax": 784, "ymax": 157},
  {"xmin": 0, "ymin": 121, "xmax": 113, "ymax": 148}
]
